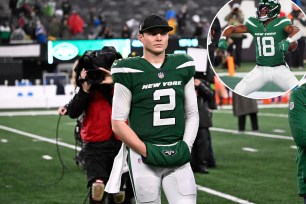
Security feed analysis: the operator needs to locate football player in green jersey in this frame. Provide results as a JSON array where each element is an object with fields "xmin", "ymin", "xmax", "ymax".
[
  {"xmin": 109, "ymin": 14, "xmax": 199, "ymax": 204},
  {"xmin": 288, "ymin": 79, "xmax": 306, "ymax": 203},
  {"xmin": 218, "ymin": 0, "xmax": 302, "ymax": 97}
]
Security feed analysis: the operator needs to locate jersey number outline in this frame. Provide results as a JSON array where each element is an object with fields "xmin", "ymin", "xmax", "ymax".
[
  {"xmin": 256, "ymin": 36, "xmax": 275, "ymax": 57},
  {"xmin": 153, "ymin": 88, "xmax": 176, "ymax": 126}
]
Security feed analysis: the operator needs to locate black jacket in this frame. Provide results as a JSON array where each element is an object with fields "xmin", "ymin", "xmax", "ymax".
[{"xmin": 196, "ymin": 79, "xmax": 214, "ymax": 128}]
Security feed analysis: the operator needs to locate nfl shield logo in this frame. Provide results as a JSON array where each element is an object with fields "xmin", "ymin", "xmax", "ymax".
[
  {"xmin": 158, "ymin": 72, "xmax": 164, "ymax": 79},
  {"xmin": 289, "ymin": 102, "xmax": 294, "ymax": 110}
]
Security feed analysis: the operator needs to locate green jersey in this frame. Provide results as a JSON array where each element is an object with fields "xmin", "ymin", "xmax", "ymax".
[
  {"xmin": 112, "ymin": 54, "xmax": 195, "ymax": 144},
  {"xmin": 245, "ymin": 17, "xmax": 292, "ymax": 66},
  {"xmin": 288, "ymin": 84, "xmax": 306, "ymax": 195}
]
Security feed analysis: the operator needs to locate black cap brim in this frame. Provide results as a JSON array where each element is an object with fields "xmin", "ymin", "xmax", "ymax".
[{"xmin": 140, "ymin": 25, "xmax": 173, "ymax": 33}]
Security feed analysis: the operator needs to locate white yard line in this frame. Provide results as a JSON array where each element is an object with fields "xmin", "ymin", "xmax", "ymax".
[
  {"xmin": 211, "ymin": 127, "xmax": 293, "ymax": 140},
  {"xmin": 0, "ymin": 111, "xmax": 57, "ymax": 116},
  {"xmin": 0, "ymin": 125, "xmax": 81, "ymax": 151},
  {"xmin": 215, "ymin": 109, "xmax": 288, "ymax": 118},
  {"xmin": 197, "ymin": 185, "xmax": 255, "ymax": 204}
]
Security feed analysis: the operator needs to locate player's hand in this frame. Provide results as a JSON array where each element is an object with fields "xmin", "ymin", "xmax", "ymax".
[
  {"xmin": 218, "ymin": 38, "xmax": 228, "ymax": 50},
  {"xmin": 80, "ymin": 68, "xmax": 91, "ymax": 92},
  {"xmin": 57, "ymin": 106, "xmax": 67, "ymax": 115},
  {"xmin": 279, "ymin": 40, "xmax": 290, "ymax": 54}
]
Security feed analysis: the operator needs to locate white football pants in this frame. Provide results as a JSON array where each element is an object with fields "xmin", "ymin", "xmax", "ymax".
[
  {"xmin": 234, "ymin": 65, "xmax": 298, "ymax": 97},
  {"xmin": 128, "ymin": 148, "xmax": 197, "ymax": 204}
]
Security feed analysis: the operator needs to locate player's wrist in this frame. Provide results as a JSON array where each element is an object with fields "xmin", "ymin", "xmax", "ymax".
[
  {"xmin": 286, "ymin": 37, "xmax": 293, "ymax": 43},
  {"xmin": 220, "ymin": 36, "xmax": 226, "ymax": 40}
]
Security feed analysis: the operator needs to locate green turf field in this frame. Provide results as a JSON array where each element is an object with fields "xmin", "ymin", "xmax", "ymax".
[{"xmin": 0, "ymin": 106, "xmax": 301, "ymax": 204}]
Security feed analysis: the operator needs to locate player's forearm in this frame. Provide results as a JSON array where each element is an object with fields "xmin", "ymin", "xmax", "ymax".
[
  {"xmin": 221, "ymin": 26, "xmax": 235, "ymax": 38},
  {"xmin": 112, "ymin": 120, "xmax": 147, "ymax": 157},
  {"xmin": 221, "ymin": 25, "xmax": 247, "ymax": 38},
  {"xmin": 287, "ymin": 25, "xmax": 303, "ymax": 42}
]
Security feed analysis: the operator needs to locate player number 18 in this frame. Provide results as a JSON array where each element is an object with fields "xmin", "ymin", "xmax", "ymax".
[{"xmin": 256, "ymin": 36, "xmax": 275, "ymax": 57}]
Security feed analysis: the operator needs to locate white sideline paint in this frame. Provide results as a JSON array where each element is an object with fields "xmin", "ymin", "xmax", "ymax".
[
  {"xmin": 0, "ymin": 125, "xmax": 81, "ymax": 151},
  {"xmin": 242, "ymin": 147, "xmax": 258, "ymax": 152},
  {"xmin": 213, "ymin": 109, "xmax": 288, "ymax": 118},
  {"xmin": 0, "ymin": 124, "xmax": 254, "ymax": 204},
  {"xmin": 291, "ymin": 145, "xmax": 297, "ymax": 149},
  {"xmin": 197, "ymin": 185, "xmax": 255, "ymax": 204},
  {"xmin": 211, "ymin": 127, "xmax": 293, "ymax": 140},
  {"xmin": 273, "ymin": 129, "xmax": 286, "ymax": 133},
  {"xmin": 0, "ymin": 111, "xmax": 57, "ymax": 116}
]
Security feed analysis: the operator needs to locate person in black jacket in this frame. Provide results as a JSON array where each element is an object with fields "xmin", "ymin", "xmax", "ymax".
[
  {"xmin": 209, "ymin": 17, "xmax": 221, "ymax": 65},
  {"xmin": 191, "ymin": 69, "xmax": 217, "ymax": 173}
]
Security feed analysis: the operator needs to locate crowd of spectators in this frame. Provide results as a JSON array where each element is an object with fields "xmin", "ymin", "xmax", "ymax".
[{"xmin": 0, "ymin": 0, "xmax": 220, "ymax": 44}]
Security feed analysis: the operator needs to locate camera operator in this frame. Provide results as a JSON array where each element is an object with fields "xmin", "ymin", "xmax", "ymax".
[{"xmin": 65, "ymin": 46, "xmax": 132, "ymax": 204}]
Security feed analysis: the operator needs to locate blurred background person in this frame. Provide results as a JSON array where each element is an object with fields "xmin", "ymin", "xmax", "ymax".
[
  {"xmin": 191, "ymin": 72, "xmax": 215, "ymax": 173},
  {"xmin": 208, "ymin": 17, "xmax": 221, "ymax": 64},
  {"xmin": 165, "ymin": 1, "xmax": 177, "ymax": 36},
  {"xmin": 224, "ymin": 2, "xmax": 245, "ymax": 68},
  {"xmin": 288, "ymin": 5, "xmax": 306, "ymax": 69},
  {"xmin": 232, "ymin": 92, "xmax": 259, "ymax": 132},
  {"xmin": 176, "ymin": 4, "xmax": 187, "ymax": 37},
  {"xmin": 121, "ymin": 23, "xmax": 131, "ymax": 38}
]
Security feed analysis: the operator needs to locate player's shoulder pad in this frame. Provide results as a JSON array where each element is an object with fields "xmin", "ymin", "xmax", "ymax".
[
  {"xmin": 169, "ymin": 54, "xmax": 195, "ymax": 71},
  {"xmin": 274, "ymin": 16, "xmax": 292, "ymax": 27},
  {"xmin": 112, "ymin": 57, "xmax": 138, "ymax": 68},
  {"xmin": 245, "ymin": 16, "xmax": 260, "ymax": 28},
  {"xmin": 168, "ymin": 53, "xmax": 194, "ymax": 63}
]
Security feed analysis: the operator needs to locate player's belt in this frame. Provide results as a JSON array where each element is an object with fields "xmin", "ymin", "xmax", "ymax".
[{"xmin": 257, "ymin": 63, "xmax": 285, "ymax": 67}]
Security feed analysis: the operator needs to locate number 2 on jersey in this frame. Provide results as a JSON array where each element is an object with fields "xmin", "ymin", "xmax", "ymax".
[
  {"xmin": 256, "ymin": 36, "xmax": 275, "ymax": 57},
  {"xmin": 153, "ymin": 88, "xmax": 176, "ymax": 126}
]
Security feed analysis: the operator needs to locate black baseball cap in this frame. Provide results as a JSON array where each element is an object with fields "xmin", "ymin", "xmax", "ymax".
[{"xmin": 139, "ymin": 13, "xmax": 173, "ymax": 33}]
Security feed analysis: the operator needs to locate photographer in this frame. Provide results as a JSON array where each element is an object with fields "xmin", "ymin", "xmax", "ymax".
[
  {"xmin": 224, "ymin": 3, "xmax": 245, "ymax": 67},
  {"xmin": 65, "ymin": 46, "xmax": 131, "ymax": 204}
]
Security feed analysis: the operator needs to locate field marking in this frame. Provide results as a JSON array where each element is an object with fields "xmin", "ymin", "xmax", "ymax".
[
  {"xmin": 210, "ymin": 127, "xmax": 293, "ymax": 140},
  {"xmin": 0, "ymin": 125, "xmax": 81, "ymax": 151},
  {"xmin": 291, "ymin": 145, "xmax": 297, "ymax": 149},
  {"xmin": 242, "ymin": 147, "xmax": 258, "ymax": 152},
  {"xmin": 197, "ymin": 185, "xmax": 255, "ymax": 204},
  {"xmin": 0, "ymin": 111, "xmax": 57, "ymax": 116},
  {"xmin": 0, "ymin": 124, "xmax": 254, "ymax": 204},
  {"xmin": 215, "ymin": 109, "xmax": 288, "ymax": 118}
]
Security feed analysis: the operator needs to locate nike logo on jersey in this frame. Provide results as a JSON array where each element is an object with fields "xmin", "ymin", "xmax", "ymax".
[{"xmin": 142, "ymin": 81, "xmax": 182, "ymax": 90}]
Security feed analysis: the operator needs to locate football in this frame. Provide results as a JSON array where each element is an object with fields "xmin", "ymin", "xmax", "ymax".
[{"xmin": 288, "ymin": 41, "xmax": 298, "ymax": 52}]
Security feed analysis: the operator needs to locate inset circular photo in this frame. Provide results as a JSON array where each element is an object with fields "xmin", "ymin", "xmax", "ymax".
[{"xmin": 208, "ymin": 0, "xmax": 305, "ymax": 99}]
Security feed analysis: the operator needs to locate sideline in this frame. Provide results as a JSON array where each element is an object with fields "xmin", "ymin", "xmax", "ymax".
[
  {"xmin": 0, "ymin": 125, "xmax": 81, "ymax": 151},
  {"xmin": 0, "ymin": 124, "xmax": 254, "ymax": 204},
  {"xmin": 211, "ymin": 127, "xmax": 292, "ymax": 140}
]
